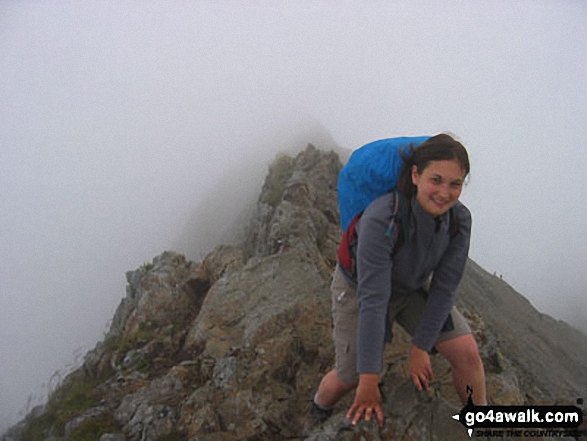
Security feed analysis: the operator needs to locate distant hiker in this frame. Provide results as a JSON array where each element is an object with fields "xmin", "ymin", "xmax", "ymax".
[{"xmin": 306, "ymin": 134, "xmax": 486, "ymax": 432}]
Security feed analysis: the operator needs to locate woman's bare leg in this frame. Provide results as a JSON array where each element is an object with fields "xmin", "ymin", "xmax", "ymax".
[{"xmin": 435, "ymin": 334, "xmax": 487, "ymax": 405}]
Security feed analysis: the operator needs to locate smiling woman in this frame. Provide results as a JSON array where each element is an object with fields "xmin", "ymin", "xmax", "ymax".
[{"xmin": 308, "ymin": 134, "xmax": 485, "ymax": 432}]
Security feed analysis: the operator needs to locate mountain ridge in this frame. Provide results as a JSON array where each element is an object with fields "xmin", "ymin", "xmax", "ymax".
[{"xmin": 4, "ymin": 144, "xmax": 586, "ymax": 441}]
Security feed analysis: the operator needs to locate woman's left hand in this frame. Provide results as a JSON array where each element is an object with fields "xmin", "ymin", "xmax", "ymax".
[{"xmin": 409, "ymin": 345, "xmax": 433, "ymax": 391}]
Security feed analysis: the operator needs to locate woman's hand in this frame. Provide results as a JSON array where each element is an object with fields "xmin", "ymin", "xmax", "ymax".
[
  {"xmin": 346, "ymin": 373, "xmax": 385, "ymax": 427},
  {"xmin": 409, "ymin": 345, "xmax": 433, "ymax": 391}
]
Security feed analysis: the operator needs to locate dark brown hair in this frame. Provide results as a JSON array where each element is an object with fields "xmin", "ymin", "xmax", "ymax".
[{"xmin": 397, "ymin": 134, "xmax": 470, "ymax": 198}]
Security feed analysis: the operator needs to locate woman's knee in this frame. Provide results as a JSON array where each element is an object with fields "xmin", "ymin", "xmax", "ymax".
[
  {"xmin": 461, "ymin": 345, "xmax": 483, "ymax": 370},
  {"xmin": 323, "ymin": 369, "xmax": 357, "ymax": 393},
  {"xmin": 437, "ymin": 334, "xmax": 483, "ymax": 369}
]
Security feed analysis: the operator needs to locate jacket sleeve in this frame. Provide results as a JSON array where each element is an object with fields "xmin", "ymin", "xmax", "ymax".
[
  {"xmin": 411, "ymin": 203, "xmax": 472, "ymax": 352},
  {"xmin": 355, "ymin": 195, "xmax": 397, "ymax": 374}
]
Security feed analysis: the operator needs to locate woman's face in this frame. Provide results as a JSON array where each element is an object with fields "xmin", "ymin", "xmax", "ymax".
[{"xmin": 411, "ymin": 159, "xmax": 466, "ymax": 217}]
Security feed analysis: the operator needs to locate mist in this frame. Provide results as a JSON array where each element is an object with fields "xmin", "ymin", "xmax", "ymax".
[{"xmin": 2, "ymin": 0, "xmax": 586, "ymax": 433}]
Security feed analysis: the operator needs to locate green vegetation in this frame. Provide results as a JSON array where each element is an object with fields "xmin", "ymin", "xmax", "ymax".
[
  {"xmin": 21, "ymin": 406, "xmax": 122, "ymax": 441},
  {"xmin": 141, "ymin": 261, "xmax": 154, "ymax": 272},
  {"xmin": 263, "ymin": 154, "xmax": 293, "ymax": 206},
  {"xmin": 102, "ymin": 334, "xmax": 122, "ymax": 355},
  {"xmin": 117, "ymin": 327, "xmax": 152, "ymax": 357},
  {"xmin": 20, "ymin": 411, "xmax": 57, "ymax": 441},
  {"xmin": 67, "ymin": 412, "xmax": 121, "ymax": 441},
  {"xmin": 156, "ymin": 432, "xmax": 186, "ymax": 441},
  {"xmin": 135, "ymin": 355, "xmax": 153, "ymax": 372},
  {"xmin": 20, "ymin": 371, "xmax": 103, "ymax": 440},
  {"xmin": 20, "ymin": 322, "xmax": 161, "ymax": 440},
  {"xmin": 106, "ymin": 322, "xmax": 158, "ymax": 366},
  {"xmin": 18, "ymin": 315, "xmax": 191, "ymax": 440}
]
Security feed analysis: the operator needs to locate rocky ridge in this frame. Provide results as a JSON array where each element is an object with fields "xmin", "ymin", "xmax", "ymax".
[{"xmin": 4, "ymin": 145, "xmax": 586, "ymax": 441}]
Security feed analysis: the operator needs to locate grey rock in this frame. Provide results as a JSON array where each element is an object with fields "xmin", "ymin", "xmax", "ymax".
[
  {"xmin": 457, "ymin": 259, "xmax": 587, "ymax": 402},
  {"xmin": 212, "ymin": 356, "xmax": 238, "ymax": 388},
  {"xmin": 184, "ymin": 250, "xmax": 331, "ymax": 358},
  {"xmin": 99, "ymin": 434, "xmax": 127, "ymax": 441},
  {"xmin": 107, "ymin": 251, "xmax": 209, "ymax": 339},
  {"xmin": 64, "ymin": 406, "xmax": 106, "ymax": 437},
  {"xmin": 202, "ymin": 245, "xmax": 246, "ymax": 284}
]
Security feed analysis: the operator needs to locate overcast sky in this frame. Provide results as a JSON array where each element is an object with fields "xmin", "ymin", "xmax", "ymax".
[{"xmin": 1, "ymin": 0, "xmax": 586, "ymax": 432}]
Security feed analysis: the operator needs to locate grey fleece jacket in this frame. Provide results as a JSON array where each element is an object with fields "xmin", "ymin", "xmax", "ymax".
[{"xmin": 351, "ymin": 191, "xmax": 471, "ymax": 374}]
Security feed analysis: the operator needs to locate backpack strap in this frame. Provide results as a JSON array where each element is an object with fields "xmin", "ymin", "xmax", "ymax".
[
  {"xmin": 384, "ymin": 190, "xmax": 400, "ymax": 237},
  {"xmin": 449, "ymin": 206, "xmax": 459, "ymax": 237},
  {"xmin": 385, "ymin": 190, "xmax": 411, "ymax": 253}
]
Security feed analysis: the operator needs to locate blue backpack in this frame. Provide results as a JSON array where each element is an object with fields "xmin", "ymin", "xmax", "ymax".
[{"xmin": 338, "ymin": 136, "xmax": 430, "ymax": 231}]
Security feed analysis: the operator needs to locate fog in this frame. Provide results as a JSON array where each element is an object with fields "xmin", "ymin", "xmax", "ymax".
[{"xmin": 1, "ymin": 0, "xmax": 586, "ymax": 432}]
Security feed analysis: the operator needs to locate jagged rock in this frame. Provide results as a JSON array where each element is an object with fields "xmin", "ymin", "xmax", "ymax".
[
  {"xmin": 114, "ymin": 251, "xmax": 210, "ymax": 337},
  {"xmin": 184, "ymin": 251, "xmax": 331, "ymax": 357},
  {"xmin": 201, "ymin": 245, "xmax": 246, "ymax": 284},
  {"xmin": 81, "ymin": 251, "xmax": 214, "ymax": 381},
  {"xmin": 114, "ymin": 365, "xmax": 196, "ymax": 440},
  {"xmin": 212, "ymin": 356, "xmax": 238, "ymax": 388},
  {"xmin": 245, "ymin": 144, "xmax": 341, "ymax": 263},
  {"xmin": 304, "ymin": 387, "xmax": 463, "ymax": 441},
  {"xmin": 180, "ymin": 386, "xmax": 221, "ymax": 436},
  {"xmin": 6, "ymin": 144, "xmax": 587, "ymax": 441},
  {"xmin": 99, "ymin": 434, "xmax": 126, "ymax": 441}
]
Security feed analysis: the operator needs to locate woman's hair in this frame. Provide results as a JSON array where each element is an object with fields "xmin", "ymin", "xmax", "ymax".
[{"xmin": 397, "ymin": 133, "xmax": 470, "ymax": 198}]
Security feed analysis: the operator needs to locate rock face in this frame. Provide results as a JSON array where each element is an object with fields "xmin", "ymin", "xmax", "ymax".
[{"xmin": 4, "ymin": 145, "xmax": 586, "ymax": 441}]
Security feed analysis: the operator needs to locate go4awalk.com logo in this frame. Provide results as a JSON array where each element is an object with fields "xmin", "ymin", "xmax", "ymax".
[{"xmin": 451, "ymin": 387, "xmax": 585, "ymax": 438}]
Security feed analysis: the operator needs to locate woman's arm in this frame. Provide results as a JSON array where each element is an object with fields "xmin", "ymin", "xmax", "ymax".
[
  {"xmin": 355, "ymin": 193, "xmax": 397, "ymax": 373},
  {"xmin": 411, "ymin": 203, "xmax": 472, "ymax": 352}
]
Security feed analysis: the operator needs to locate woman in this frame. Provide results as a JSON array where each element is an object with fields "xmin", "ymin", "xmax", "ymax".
[{"xmin": 308, "ymin": 134, "xmax": 486, "ymax": 430}]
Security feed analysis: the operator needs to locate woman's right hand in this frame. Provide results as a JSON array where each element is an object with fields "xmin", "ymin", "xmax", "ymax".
[{"xmin": 346, "ymin": 373, "xmax": 385, "ymax": 427}]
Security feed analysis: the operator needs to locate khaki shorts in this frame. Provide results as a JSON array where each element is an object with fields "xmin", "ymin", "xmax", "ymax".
[{"xmin": 331, "ymin": 266, "xmax": 471, "ymax": 384}]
